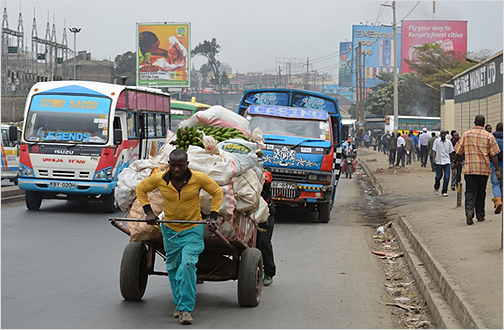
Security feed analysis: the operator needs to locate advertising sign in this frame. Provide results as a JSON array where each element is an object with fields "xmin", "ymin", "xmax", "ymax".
[
  {"xmin": 401, "ymin": 20, "xmax": 467, "ymax": 73},
  {"xmin": 352, "ymin": 25, "xmax": 402, "ymax": 88},
  {"xmin": 137, "ymin": 23, "xmax": 190, "ymax": 87},
  {"xmin": 453, "ymin": 54, "xmax": 503, "ymax": 103},
  {"xmin": 339, "ymin": 42, "xmax": 353, "ymax": 87}
]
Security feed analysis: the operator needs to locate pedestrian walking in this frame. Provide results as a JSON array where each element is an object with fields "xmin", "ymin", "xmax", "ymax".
[
  {"xmin": 452, "ymin": 115, "xmax": 501, "ymax": 225},
  {"xmin": 419, "ymin": 128, "xmax": 430, "ymax": 167},
  {"xmin": 432, "ymin": 130, "xmax": 454, "ymax": 197},
  {"xmin": 410, "ymin": 131, "xmax": 419, "ymax": 161},
  {"xmin": 485, "ymin": 124, "xmax": 492, "ymax": 133},
  {"xmin": 136, "ymin": 148, "xmax": 223, "ymax": 324},
  {"xmin": 371, "ymin": 135, "xmax": 379, "ymax": 151},
  {"xmin": 450, "ymin": 131, "xmax": 463, "ymax": 191},
  {"xmin": 405, "ymin": 132, "xmax": 415, "ymax": 165},
  {"xmin": 428, "ymin": 132, "xmax": 437, "ymax": 171},
  {"xmin": 364, "ymin": 132, "xmax": 371, "ymax": 148},
  {"xmin": 381, "ymin": 130, "xmax": 390, "ymax": 155},
  {"xmin": 388, "ymin": 132, "xmax": 397, "ymax": 165},
  {"xmin": 395, "ymin": 133, "xmax": 406, "ymax": 167},
  {"xmin": 256, "ymin": 169, "xmax": 276, "ymax": 286},
  {"xmin": 490, "ymin": 122, "xmax": 503, "ymax": 214}
]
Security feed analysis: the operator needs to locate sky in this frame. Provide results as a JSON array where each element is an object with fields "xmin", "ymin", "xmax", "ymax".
[{"xmin": 3, "ymin": 0, "xmax": 503, "ymax": 77}]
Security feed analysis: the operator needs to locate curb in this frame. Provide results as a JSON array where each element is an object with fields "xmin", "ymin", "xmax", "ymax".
[
  {"xmin": 1, "ymin": 187, "xmax": 25, "ymax": 205},
  {"xmin": 359, "ymin": 158, "xmax": 483, "ymax": 329}
]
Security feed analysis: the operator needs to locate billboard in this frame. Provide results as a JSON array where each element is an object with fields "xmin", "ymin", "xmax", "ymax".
[
  {"xmin": 401, "ymin": 20, "xmax": 467, "ymax": 73},
  {"xmin": 352, "ymin": 25, "xmax": 402, "ymax": 89},
  {"xmin": 339, "ymin": 42, "xmax": 353, "ymax": 87},
  {"xmin": 137, "ymin": 23, "xmax": 190, "ymax": 87}
]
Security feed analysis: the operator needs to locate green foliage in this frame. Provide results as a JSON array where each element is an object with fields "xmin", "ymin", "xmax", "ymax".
[
  {"xmin": 192, "ymin": 38, "xmax": 223, "ymax": 87},
  {"xmin": 364, "ymin": 73, "xmax": 440, "ymax": 117},
  {"xmin": 404, "ymin": 43, "xmax": 473, "ymax": 91},
  {"xmin": 114, "ymin": 51, "xmax": 136, "ymax": 85}
]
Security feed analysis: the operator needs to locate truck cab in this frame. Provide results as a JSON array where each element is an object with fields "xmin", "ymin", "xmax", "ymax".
[{"xmin": 245, "ymin": 105, "xmax": 338, "ymax": 223}]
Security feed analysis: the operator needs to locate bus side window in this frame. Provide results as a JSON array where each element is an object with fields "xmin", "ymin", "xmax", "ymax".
[
  {"xmin": 147, "ymin": 113, "xmax": 155, "ymax": 137},
  {"xmin": 127, "ymin": 112, "xmax": 137, "ymax": 138},
  {"xmin": 155, "ymin": 114, "xmax": 163, "ymax": 137}
]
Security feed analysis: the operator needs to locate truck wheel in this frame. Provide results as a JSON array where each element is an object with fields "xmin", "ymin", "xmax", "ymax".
[
  {"xmin": 318, "ymin": 202, "xmax": 331, "ymax": 223},
  {"xmin": 120, "ymin": 242, "xmax": 148, "ymax": 301},
  {"xmin": 25, "ymin": 191, "xmax": 42, "ymax": 210},
  {"xmin": 238, "ymin": 248, "xmax": 263, "ymax": 307},
  {"xmin": 102, "ymin": 192, "xmax": 116, "ymax": 213}
]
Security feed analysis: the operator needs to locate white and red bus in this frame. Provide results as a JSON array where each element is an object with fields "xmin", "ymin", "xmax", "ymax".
[{"xmin": 18, "ymin": 81, "xmax": 171, "ymax": 212}]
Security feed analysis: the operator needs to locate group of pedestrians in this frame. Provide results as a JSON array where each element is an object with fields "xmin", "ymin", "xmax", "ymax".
[{"xmin": 374, "ymin": 115, "xmax": 503, "ymax": 226}]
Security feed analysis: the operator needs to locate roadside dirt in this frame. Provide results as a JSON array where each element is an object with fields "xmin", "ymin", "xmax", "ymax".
[{"xmin": 353, "ymin": 165, "xmax": 436, "ymax": 329}]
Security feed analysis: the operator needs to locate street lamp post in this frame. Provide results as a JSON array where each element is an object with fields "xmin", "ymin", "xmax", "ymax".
[{"xmin": 69, "ymin": 27, "xmax": 81, "ymax": 80}]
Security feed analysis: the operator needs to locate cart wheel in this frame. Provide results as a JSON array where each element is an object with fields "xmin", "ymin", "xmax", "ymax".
[
  {"xmin": 238, "ymin": 248, "xmax": 263, "ymax": 307},
  {"xmin": 25, "ymin": 191, "xmax": 42, "ymax": 210},
  {"xmin": 102, "ymin": 191, "xmax": 116, "ymax": 213},
  {"xmin": 120, "ymin": 242, "xmax": 148, "ymax": 301},
  {"xmin": 317, "ymin": 202, "xmax": 331, "ymax": 223}
]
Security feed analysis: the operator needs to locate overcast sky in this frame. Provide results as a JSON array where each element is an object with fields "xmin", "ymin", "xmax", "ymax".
[{"xmin": 3, "ymin": 0, "xmax": 503, "ymax": 76}]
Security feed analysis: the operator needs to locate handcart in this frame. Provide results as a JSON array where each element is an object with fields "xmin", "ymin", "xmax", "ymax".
[{"xmin": 109, "ymin": 212, "xmax": 263, "ymax": 307}]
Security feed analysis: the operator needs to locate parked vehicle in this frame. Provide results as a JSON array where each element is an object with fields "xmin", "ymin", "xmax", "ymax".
[
  {"xmin": 18, "ymin": 80, "xmax": 171, "ymax": 212},
  {"xmin": 1, "ymin": 124, "xmax": 21, "ymax": 184}
]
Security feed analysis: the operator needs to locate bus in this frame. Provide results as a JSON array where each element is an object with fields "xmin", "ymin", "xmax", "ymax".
[
  {"xmin": 169, "ymin": 98, "xmax": 211, "ymax": 131},
  {"xmin": 1, "ymin": 124, "xmax": 21, "ymax": 184},
  {"xmin": 18, "ymin": 80, "xmax": 171, "ymax": 212},
  {"xmin": 238, "ymin": 88, "xmax": 343, "ymax": 223},
  {"xmin": 384, "ymin": 115, "xmax": 441, "ymax": 135}
]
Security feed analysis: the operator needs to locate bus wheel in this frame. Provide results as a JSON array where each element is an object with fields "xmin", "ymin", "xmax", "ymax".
[
  {"xmin": 26, "ymin": 191, "xmax": 42, "ymax": 210},
  {"xmin": 102, "ymin": 192, "xmax": 116, "ymax": 213}
]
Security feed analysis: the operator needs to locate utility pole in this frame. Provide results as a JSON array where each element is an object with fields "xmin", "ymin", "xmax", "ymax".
[
  {"xmin": 361, "ymin": 51, "xmax": 366, "ymax": 123},
  {"xmin": 392, "ymin": 1, "xmax": 398, "ymax": 133},
  {"xmin": 305, "ymin": 57, "xmax": 309, "ymax": 90},
  {"xmin": 355, "ymin": 44, "xmax": 361, "ymax": 122},
  {"xmin": 382, "ymin": 1, "xmax": 399, "ymax": 133},
  {"xmin": 278, "ymin": 66, "xmax": 282, "ymax": 87}
]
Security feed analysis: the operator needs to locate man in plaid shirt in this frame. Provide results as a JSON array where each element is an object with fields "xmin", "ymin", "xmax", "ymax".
[{"xmin": 452, "ymin": 115, "xmax": 501, "ymax": 225}]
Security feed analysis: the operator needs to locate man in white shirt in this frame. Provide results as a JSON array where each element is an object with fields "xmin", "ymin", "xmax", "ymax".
[
  {"xmin": 395, "ymin": 133, "xmax": 407, "ymax": 167},
  {"xmin": 418, "ymin": 127, "xmax": 430, "ymax": 167},
  {"xmin": 432, "ymin": 130, "xmax": 455, "ymax": 197}
]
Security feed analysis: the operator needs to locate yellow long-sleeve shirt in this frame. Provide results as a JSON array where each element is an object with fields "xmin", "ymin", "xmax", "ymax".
[{"xmin": 136, "ymin": 168, "xmax": 223, "ymax": 232}]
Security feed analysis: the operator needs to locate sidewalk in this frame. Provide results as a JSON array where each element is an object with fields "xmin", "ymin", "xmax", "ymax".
[{"xmin": 357, "ymin": 147, "xmax": 503, "ymax": 329}]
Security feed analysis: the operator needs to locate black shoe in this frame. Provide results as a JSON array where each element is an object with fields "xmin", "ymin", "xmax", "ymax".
[
  {"xmin": 477, "ymin": 218, "xmax": 485, "ymax": 222},
  {"xmin": 466, "ymin": 214, "xmax": 474, "ymax": 225}
]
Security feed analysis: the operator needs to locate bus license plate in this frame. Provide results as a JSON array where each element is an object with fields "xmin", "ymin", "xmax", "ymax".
[
  {"xmin": 49, "ymin": 182, "xmax": 76, "ymax": 189},
  {"xmin": 271, "ymin": 181, "xmax": 297, "ymax": 190}
]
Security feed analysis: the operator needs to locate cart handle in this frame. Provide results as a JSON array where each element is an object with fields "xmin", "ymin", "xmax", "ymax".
[
  {"xmin": 108, "ymin": 218, "xmax": 235, "ymax": 250},
  {"xmin": 108, "ymin": 217, "xmax": 206, "ymax": 224}
]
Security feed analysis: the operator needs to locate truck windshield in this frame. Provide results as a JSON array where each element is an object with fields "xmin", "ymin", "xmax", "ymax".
[
  {"xmin": 24, "ymin": 94, "xmax": 111, "ymax": 144},
  {"xmin": 249, "ymin": 116, "xmax": 330, "ymax": 141}
]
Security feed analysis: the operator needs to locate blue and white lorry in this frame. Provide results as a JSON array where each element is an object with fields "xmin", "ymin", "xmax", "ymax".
[{"xmin": 238, "ymin": 89, "xmax": 342, "ymax": 223}]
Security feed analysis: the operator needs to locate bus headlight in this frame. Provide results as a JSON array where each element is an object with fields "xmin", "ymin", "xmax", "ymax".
[
  {"xmin": 94, "ymin": 167, "xmax": 113, "ymax": 180},
  {"xmin": 19, "ymin": 165, "xmax": 34, "ymax": 177}
]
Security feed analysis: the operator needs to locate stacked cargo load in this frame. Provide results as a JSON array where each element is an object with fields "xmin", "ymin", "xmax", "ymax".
[{"xmin": 114, "ymin": 106, "xmax": 269, "ymax": 242}]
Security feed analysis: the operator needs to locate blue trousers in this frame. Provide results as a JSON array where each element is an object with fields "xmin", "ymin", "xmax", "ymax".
[
  {"xmin": 490, "ymin": 165, "xmax": 503, "ymax": 198},
  {"xmin": 161, "ymin": 224, "xmax": 205, "ymax": 312},
  {"xmin": 434, "ymin": 163, "xmax": 451, "ymax": 194}
]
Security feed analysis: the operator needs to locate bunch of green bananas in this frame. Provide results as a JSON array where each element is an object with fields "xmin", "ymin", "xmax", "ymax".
[{"xmin": 169, "ymin": 126, "xmax": 250, "ymax": 151}]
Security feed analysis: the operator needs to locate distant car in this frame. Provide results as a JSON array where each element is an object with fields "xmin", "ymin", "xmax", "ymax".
[{"xmin": 1, "ymin": 124, "xmax": 21, "ymax": 185}]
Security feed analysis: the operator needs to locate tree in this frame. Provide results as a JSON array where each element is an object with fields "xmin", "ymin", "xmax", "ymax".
[
  {"xmin": 364, "ymin": 72, "xmax": 440, "ymax": 117},
  {"xmin": 114, "ymin": 51, "xmax": 136, "ymax": 85},
  {"xmin": 192, "ymin": 38, "xmax": 223, "ymax": 88},
  {"xmin": 404, "ymin": 43, "xmax": 473, "ymax": 91},
  {"xmin": 468, "ymin": 48, "xmax": 494, "ymax": 62}
]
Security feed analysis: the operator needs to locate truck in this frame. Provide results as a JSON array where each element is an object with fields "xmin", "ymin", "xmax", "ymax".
[
  {"xmin": 1, "ymin": 124, "xmax": 21, "ymax": 185},
  {"xmin": 238, "ymin": 88, "xmax": 342, "ymax": 223}
]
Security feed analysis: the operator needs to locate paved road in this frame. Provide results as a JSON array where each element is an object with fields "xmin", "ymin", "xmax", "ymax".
[{"xmin": 2, "ymin": 177, "xmax": 394, "ymax": 328}]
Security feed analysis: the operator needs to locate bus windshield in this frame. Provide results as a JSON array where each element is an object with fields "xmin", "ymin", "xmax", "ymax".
[
  {"xmin": 249, "ymin": 115, "xmax": 330, "ymax": 140},
  {"xmin": 25, "ymin": 94, "xmax": 111, "ymax": 144}
]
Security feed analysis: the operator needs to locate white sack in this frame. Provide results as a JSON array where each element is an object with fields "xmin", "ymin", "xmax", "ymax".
[
  {"xmin": 233, "ymin": 168, "xmax": 262, "ymax": 212},
  {"xmin": 187, "ymin": 145, "xmax": 236, "ymax": 185},
  {"xmin": 179, "ymin": 105, "xmax": 251, "ymax": 136},
  {"xmin": 218, "ymin": 138, "xmax": 259, "ymax": 176}
]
